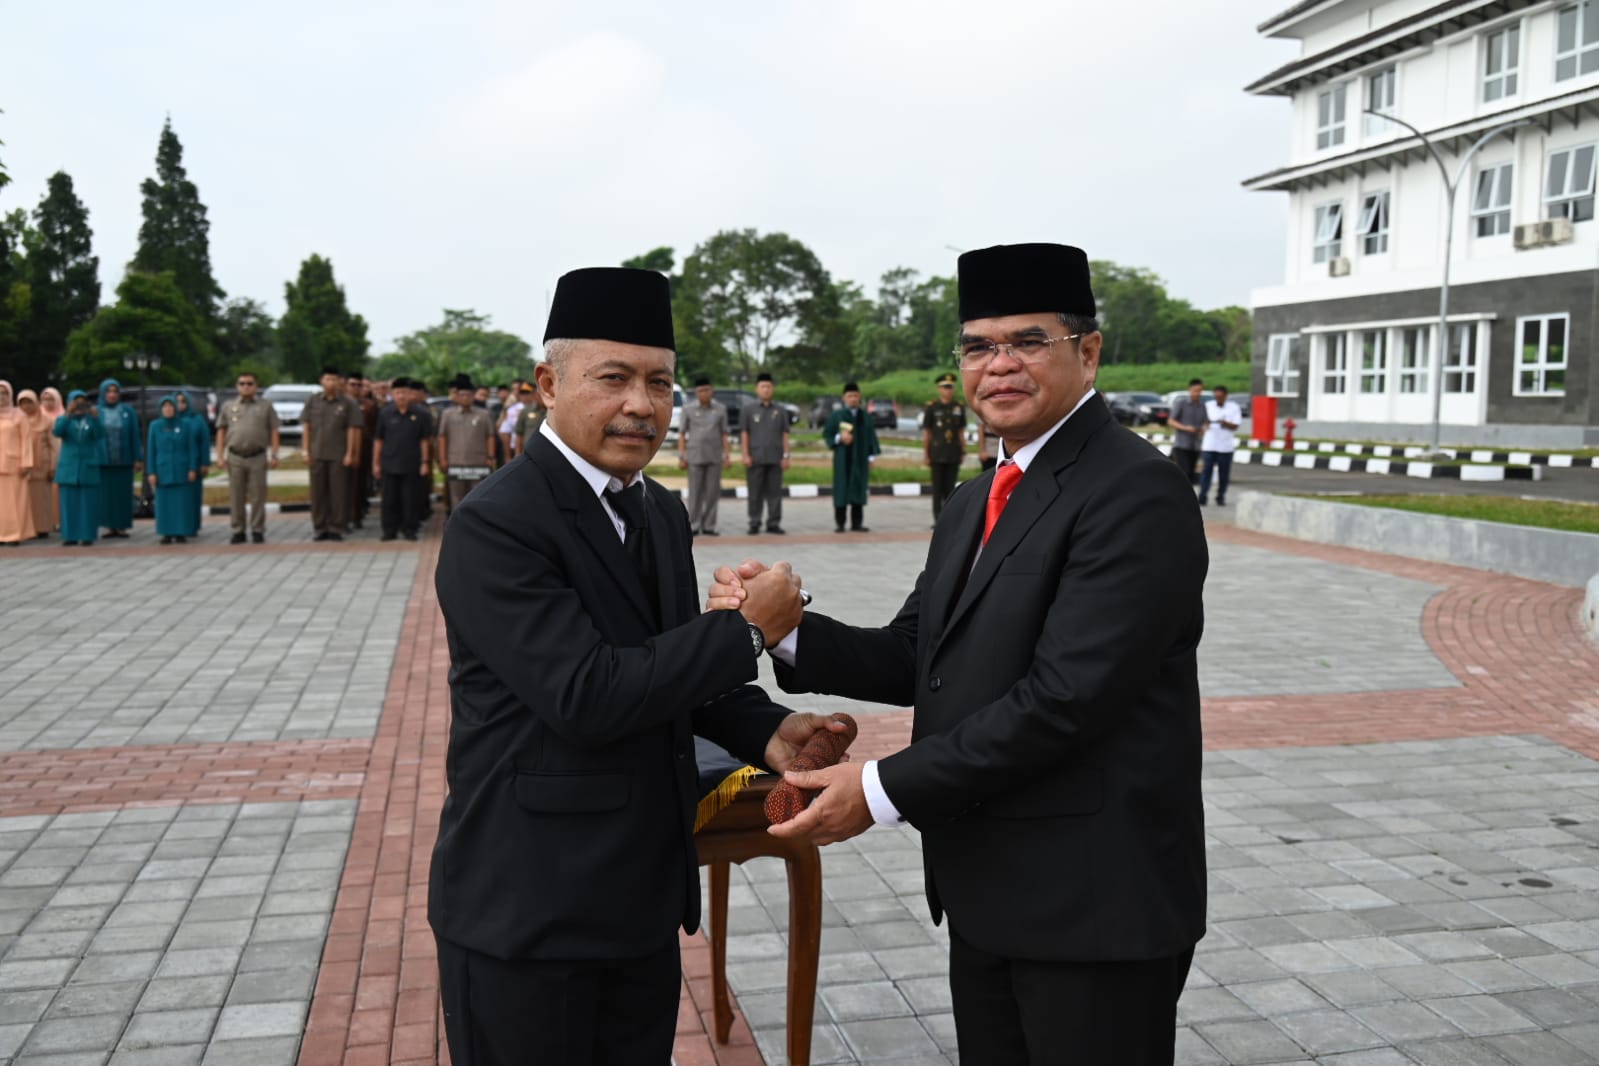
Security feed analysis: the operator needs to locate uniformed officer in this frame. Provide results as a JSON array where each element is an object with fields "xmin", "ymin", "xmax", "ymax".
[
  {"xmin": 346, "ymin": 371, "xmax": 380, "ymax": 528},
  {"xmin": 300, "ymin": 366, "xmax": 362, "ymax": 542},
  {"xmin": 437, "ymin": 373, "xmax": 497, "ymax": 514},
  {"xmin": 741, "ymin": 372, "xmax": 790, "ymax": 535},
  {"xmin": 675, "ymin": 374, "xmax": 729, "ymax": 536},
  {"xmin": 214, "ymin": 371, "xmax": 281, "ymax": 544},
  {"xmin": 922, "ymin": 371, "xmax": 967, "ymax": 523},
  {"xmin": 373, "ymin": 377, "xmax": 434, "ymax": 541}
]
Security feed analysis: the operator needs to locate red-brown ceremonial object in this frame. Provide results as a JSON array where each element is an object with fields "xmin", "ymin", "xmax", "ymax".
[{"xmin": 764, "ymin": 714, "xmax": 859, "ymax": 825}]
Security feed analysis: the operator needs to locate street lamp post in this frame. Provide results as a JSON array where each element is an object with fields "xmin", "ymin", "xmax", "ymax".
[
  {"xmin": 121, "ymin": 350, "xmax": 163, "ymax": 425},
  {"xmin": 1363, "ymin": 111, "xmax": 1529, "ymax": 456}
]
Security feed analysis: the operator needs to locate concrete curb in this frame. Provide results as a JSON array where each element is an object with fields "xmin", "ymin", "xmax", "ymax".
[
  {"xmin": 1142, "ymin": 433, "xmax": 1597, "ymax": 468},
  {"xmin": 1234, "ymin": 490, "xmax": 1599, "ymax": 588},
  {"xmin": 1151, "ymin": 443, "xmax": 1541, "ymax": 481},
  {"xmin": 1586, "ymin": 575, "xmax": 1599, "ymax": 644}
]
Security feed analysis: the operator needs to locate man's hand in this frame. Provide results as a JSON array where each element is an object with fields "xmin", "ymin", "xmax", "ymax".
[
  {"xmin": 372, "ymin": 464, "xmax": 382, "ymax": 481},
  {"xmin": 768, "ymin": 761, "xmax": 873, "ymax": 845},
  {"xmin": 268, "ymin": 455, "xmax": 279, "ymax": 469},
  {"xmin": 705, "ymin": 558, "xmax": 767, "ymax": 612},
  {"xmin": 218, "ymin": 454, "xmax": 229, "ymax": 470},
  {"xmin": 741, "ymin": 452, "xmax": 752, "ymax": 468},
  {"xmin": 343, "ymin": 453, "xmax": 358, "ymax": 468},
  {"xmin": 764, "ymin": 713, "xmax": 851, "ymax": 774},
  {"xmin": 677, "ymin": 454, "xmax": 687, "ymax": 470},
  {"xmin": 739, "ymin": 562, "xmax": 802, "ymax": 646}
]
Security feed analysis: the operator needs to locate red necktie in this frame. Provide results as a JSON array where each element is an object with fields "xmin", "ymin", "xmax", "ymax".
[{"xmin": 983, "ymin": 460, "xmax": 1023, "ymax": 544}]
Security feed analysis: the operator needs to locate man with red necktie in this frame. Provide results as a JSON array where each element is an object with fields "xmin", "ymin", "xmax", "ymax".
[{"xmin": 709, "ymin": 243, "xmax": 1209, "ymax": 1064}]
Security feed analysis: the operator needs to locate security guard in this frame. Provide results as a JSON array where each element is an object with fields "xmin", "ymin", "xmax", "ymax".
[{"xmin": 921, "ymin": 371, "xmax": 967, "ymax": 523}]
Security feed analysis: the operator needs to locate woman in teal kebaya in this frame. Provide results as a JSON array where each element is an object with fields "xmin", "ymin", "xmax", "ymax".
[
  {"xmin": 146, "ymin": 396, "xmax": 200, "ymax": 543},
  {"xmin": 53, "ymin": 390, "xmax": 105, "ymax": 545}
]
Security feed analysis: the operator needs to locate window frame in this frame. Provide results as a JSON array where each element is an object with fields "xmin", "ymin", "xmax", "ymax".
[
  {"xmin": 1316, "ymin": 83, "xmax": 1348, "ymax": 150},
  {"xmin": 1359, "ymin": 190, "xmax": 1390, "ymax": 255},
  {"xmin": 1555, "ymin": 1, "xmax": 1599, "ymax": 82},
  {"xmin": 1546, "ymin": 144, "xmax": 1597, "ymax": 222},
  {"xmin": 1398, "ymin": 327, "xmax": 1429, "ymax": 394},
  {"xmin": 1364, "ymin": 67, "xmax": 1397, "ymax": 136},
  {"xmin": 1266, "ymin": 334, "xmax": 1301, "ymax": 398},
  {"xmin": 1483, "ymin": 23, "xmax": 1521, "ymax": 102},
  {"xmin": 1513, "ymin": 313, "xmax": 1570, "ymax": 396},
  {"xmin": 1358, "ymin": 329, "xmax": 1389, "ymax": 394},
  {"xmin": 1443, "ymin": 324, "xmax": 1478, "ymax": 394},
  {"xmin": 1321, "ymin": 333, "xmax": 1349, "ymax": 395},
  {"xmin": 1472, "ymin": 162, "xmax": 1514, "ymax": 236},
  {"xmin": 1313, "ymin": 201, "xmax": 1345, "ymax": 263}
]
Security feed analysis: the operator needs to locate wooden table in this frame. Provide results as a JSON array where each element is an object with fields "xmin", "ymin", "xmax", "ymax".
[{"xmin": 696, "ymin": 775, "xmax": 821, "ymax": 1066}]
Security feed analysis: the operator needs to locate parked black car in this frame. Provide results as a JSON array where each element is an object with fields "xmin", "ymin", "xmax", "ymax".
[
  {"xmin": 1106, "ymin": 392, "xmax": 1143, "ymax": 426},
  {"xmin": 809, "ymin": 395, "xmax": 843, "ymax": 428},
  {"xmin": 867, "ymin": 398, "xmax": 898, "ymax": 430}
]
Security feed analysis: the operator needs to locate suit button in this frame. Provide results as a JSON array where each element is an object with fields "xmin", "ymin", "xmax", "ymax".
[
  {"xmin": 929, "ymin": 676, "xmax": 942, "ymax": 692},
  {"xmin": 677, "ymin": 749, "xmax": 687, "ymax": 760}
]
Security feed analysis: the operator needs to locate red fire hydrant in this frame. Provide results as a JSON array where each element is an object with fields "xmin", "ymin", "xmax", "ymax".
[{"xmin": 1284, "ymin": 418, "xmax": 1296, "ymax": 450}]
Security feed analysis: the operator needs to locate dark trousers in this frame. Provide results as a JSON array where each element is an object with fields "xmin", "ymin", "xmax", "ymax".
[
  {"xmin": 1170, "ymin": 447, "xmax": 1200, "ymax": 485},
  {"xmin": 929, "ymin": 461, "xmax": 960, "ymax": 520},
  {"xmin": 436, "ymin": 935, "xmax": 679, "ymax": 1066},
  {"xmin": 346, "ymin": 447, "xmax": 370, "ymax": 524},
  {"xmin": 834, "ymin": 503, "xmax": 864, "ymax": 531},
  {"xmin": 1198, "ymin": 451, "xmax": 1233, "ymax": 504},
  {"xmin": 746, "ymin": 463, "xmax": 783, "ymax": 529},
  {"xmin": 949, "ymin": 929, "xmax": 1193, "ymax": 1065},
  {"xmin": 308, "ymin": 459, "xmax": 349, "ymax": 535},
  {"xmin": 381, "ymin": 472, "xmax": 424, "ymax": 535}
]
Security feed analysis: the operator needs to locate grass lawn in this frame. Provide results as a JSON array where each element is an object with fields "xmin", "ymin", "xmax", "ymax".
[{"xmin": 1314, "ymin": 494, "xmax": 1599, "ymax": 534}]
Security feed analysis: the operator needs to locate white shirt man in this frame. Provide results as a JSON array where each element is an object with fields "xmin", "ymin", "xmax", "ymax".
[{"xmin": 1199, "ymin": 387, "xmax": 1242, "ymax": 506}]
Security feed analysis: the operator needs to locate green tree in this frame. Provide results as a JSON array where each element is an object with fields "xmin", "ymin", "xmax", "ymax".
[
  {"xmin": 374, "ymin": 308, "xmax": 534, "ymax": 392},
  {"xmin": 0, "ymin": 210, "xmax": 29, "ymax": 366},
  {"xmin": 62, "ymin": 270, "xmax": 216, "ymax": 385},
  {"xmin": 216, "ymin": 297, "xmax": 280, "ymax": 384},
  {"xmin": 1091, "ymin": 261, "xmax": 1167, "ymax": 365},
  {"xmin": 680, "ymin": 229, "xmax": 837, "ymax": 383},
  {"xmin": 278, "ymin": 254, "xmax": 369, "ymax": 381},
  {"xmin": 18, "ymin": 171, "xmax": 100, "ymax": 387},
  {"xmin": 1207, "ymin": 306, "xmax": 1254, "ymax": 362},
  {"xmin": 0, "ymin": 109, "xmax": 9, "ymax": 194},
  {"xmin": 621, "ymin": 247, "xmax": 675, "ymax": 273},
  {"xmin": 131, "ymin": 119, "xmax": 224, "ymax": 322}
]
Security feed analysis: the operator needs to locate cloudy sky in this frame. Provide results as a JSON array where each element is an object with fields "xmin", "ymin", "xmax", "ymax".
[{"xmin": 2, "ymin": 2, "xmax": 1299, "ymax": 354}]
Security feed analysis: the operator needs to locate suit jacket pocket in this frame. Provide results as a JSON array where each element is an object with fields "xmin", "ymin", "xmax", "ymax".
[
  {"xmin": 514, "ymin": 771, "xmax": 629, "ymax": 813},
  {"xmin": 981, "ymin": 766, "xmax": 1102, "ymax": 819}
]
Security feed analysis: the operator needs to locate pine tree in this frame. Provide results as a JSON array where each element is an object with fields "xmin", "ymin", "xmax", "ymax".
[
  {"xmin": 278, "ymin": 254, "xmax": 369, "ymax": 381},
  {"xmin": 20, "ymin": 171, "xmax": 100, "ymax": 386},
  {"xmin": 131, "ymin": 119, "xmax": 224, "ymax": 321}
]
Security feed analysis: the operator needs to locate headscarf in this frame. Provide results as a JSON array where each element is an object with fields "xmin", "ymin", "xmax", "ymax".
[
  {"xmin": 98, "ymin": 378, "xmax": 122, "ymax": 406},
  {"xmin": 0, "ymin": 380, "xmax": 15, "ymax": 417},
  {"xmin": 40, "ymin": 388, "xmax": 64, "ymax": 420},
  {"xmin": 159, "ymin": 394, "xmax": 180, "ymax": 422},
  {"xmin": 16, "ymin": 389, "xmax": 48, "ymax": 433},
  {"xmin": 66, "ymin": 389, "xmax": 88, "ymax": 407}
]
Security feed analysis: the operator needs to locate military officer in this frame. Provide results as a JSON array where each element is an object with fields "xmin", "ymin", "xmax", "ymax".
[{"xmin": 922, "ymin": 371, "xmax": 967, "ymax": 523}]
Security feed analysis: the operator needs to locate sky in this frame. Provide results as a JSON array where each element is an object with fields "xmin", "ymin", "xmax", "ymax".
[{"xmin": 1, "ymin": 1, "xmax": 1301, "ymax": 356}]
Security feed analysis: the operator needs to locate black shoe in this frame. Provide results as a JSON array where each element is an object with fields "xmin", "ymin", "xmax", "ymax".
[
  {"xmin": 353, "ymin": 519, "xmax": 363, "ymax": 529},
  {"xmin": 252, "ymin": 532, "xmax": 264, "ymax": 544},
  {"xmin": 105, "ymin": 529, "xmax": 128, "ymax": 539},
  {"xmin": 35, "ymin": 532, "xmax": 49, "ymax": 540},
  {"xmin": 327, "ymin": 533, "xmax": 343, "ymax": 542},
  {"xmin": 403, "ymin": 531, "xmax": 418, "ymax": 542},
  {"xmin": 702, "ymin": 530, "xmax": 719, "ymax": 537},
  {"xmin": 1198, "ymin": 498, "xmax": 1208, "ymax": 507},
  {"xmin": 381, "ymin": 533, "xmax": 397, "ymax": 542},
  {"xmin": 748, "ymin": 526, "xmax": 761, "ymax": 535},
  {"xmin": 851, "ymin": 526, "xmax": 870, "ymax": 533},
  {"xmin": 766, "ymin": 525, "xmax": 785, "ymax": 535},
  {"xmin": 1217, "ymin": 497, "xmax": 1226, "ymax": 506},
  {"xmin": 834, "ymin": 526, "xmax": 845, "ymax": 533},
  {"xmin": 231, "ymin": 533, "xmax": 247, "ymax": 545},
  {"xmin": 160, "ymin": 536, "xmax": 173, "ymax": 545},
  {"xmin": 175, "ymin": 536, "xmax": 187, "ymax": 544}
]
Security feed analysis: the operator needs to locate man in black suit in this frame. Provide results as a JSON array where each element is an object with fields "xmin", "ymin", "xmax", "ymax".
[
  {"xmin": 709, "ymin": 244, "xmax": 1207, "ymax": 1064},
  {"xmin": 430, "ymin": 266, "xmax": 843, "ymax": 1066}
]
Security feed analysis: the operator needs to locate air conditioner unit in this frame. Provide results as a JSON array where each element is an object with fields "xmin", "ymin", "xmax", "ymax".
[
  {"xmin": 1539, "ymin": 218, "xmax": 1575, "ymax": 245},
  {"xmin": 1328, "ymin": 257, "xmax": 1352, "ymax": 277},
  {"xmin": 1512, "ymin": 223, "xmax": 1540, "ymax": 250}
]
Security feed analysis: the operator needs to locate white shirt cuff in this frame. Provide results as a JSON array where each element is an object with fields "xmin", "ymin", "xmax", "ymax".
[
  {"xmin": 862, "ymin": 759, "xmax": 906, "ymax": 826},
  {"xmin": 768, "ymin": 626, "xmax": 798, "ymax": 665}
]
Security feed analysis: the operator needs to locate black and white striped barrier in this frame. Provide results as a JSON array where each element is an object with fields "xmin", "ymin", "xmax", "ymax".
[{"xmin": 1140, "ymin": 432, "xmax": 1594, "ymax": 468}]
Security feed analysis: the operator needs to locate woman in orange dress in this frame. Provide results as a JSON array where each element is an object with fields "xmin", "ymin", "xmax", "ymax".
[
  {"xmin": 0, "ymin": 380, "xmax": 36, "ymax": 545},
  {"xmin": 17, "ymin": 390, "xmax": 56, "ymax": 539}
]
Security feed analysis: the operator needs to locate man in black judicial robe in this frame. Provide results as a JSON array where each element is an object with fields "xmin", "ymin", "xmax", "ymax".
[
  {"xmin": 709, "ymin": 244, "xmax": 1208, "ymax": 1065},
  {"xmin": 429, "ymin": 267, "xmax": 841, "ymax": 1066}
]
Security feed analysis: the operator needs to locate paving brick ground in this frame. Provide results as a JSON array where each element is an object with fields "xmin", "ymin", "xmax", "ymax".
[{"xmin": 1, "ymin": 495, "xmax": 1596, "ymax": 1065}]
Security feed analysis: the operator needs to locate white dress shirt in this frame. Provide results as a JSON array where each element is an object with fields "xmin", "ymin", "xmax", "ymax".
[{"xmin": 771, "ymin": 389, "xmax": 1096, "ymax": 827}]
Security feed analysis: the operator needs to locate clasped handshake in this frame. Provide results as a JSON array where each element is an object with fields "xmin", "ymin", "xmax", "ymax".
[{"xmin": 705, "ymin": 557, "xmax": 803, "ymax": 650}]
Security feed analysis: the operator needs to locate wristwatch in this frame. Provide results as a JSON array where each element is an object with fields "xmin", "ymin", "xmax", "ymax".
[{"xmin": 747, "ymin": 622, "xmax": 766, "ymax": 657}]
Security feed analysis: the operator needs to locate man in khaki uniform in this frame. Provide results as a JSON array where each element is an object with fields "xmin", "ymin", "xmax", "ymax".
[
  {"xmin": 215, "ymin": 371, "xmax": 281, "ymax": 544},
  {"xmin": 437, "ymin": 373, "xmax": 497, "ymax": 513},
  {"xmin": 300, "ymin": 365, "xmax": 363, "ymax": 542},
  {"xmin": 676, "ymin": 374, "xmax": 729, "ymax": 536}
]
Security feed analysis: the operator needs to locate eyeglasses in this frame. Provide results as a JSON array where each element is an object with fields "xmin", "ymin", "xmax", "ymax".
[
  {"xmin": 236, "ymin": 380, "xmax": 256, "ymax": 386},
  {"xmin": 953, "ymin": 333, "xmax": 1081, "ymax": 371}
]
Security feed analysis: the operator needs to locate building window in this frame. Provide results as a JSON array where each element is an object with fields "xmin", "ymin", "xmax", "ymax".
[
  {"xmin": 1313, "ymin": 202, "xmax": 1344, "ymax": 262},
  {"xmin": 1546, "ymin": 145, "xmax": 1596, "ymax": 221},
  {"xmin": 1359, "ymin": 330, "xmax": 1388, "ymax": 393},
  {"xmin": 1472, "ymin": 163, "xmax": 1514, "ymax": 236},
  {"xmin": 1316, "ymin": 84, "xmax": 1347, "ymax": 149},
  {"xmin": 1266, "ymin": 334, "xmax": 1301, "ymax": 397},
  {"xmin": 1321, "ymin": 333, "xmax": 1349, "ymax": 395},
  {"xmin": 1515, "ymin": 314, "xmax": 1569, "ymax": 395},
  {"xmin": 1444, "ymin": 324, "xmax": 1477, "ymax": 394},
  {"xmin": 1359, "ymin": 191, "xmax": 1390, "ymax": 254},
  {"xmin": 1556, "ymin": 2, "xmax": 1599, "ymax": 81},
  {"xmin": 1364, "ymin": 67, "xmax": 1397, "ymax": 135},
  {"xmin": 1484, "ymin": 25, "xmax": 1520, "ymax": 101},
  {"xmin": 1398, "ymin": 328, "xmax": 1429, "ymax": 394}
]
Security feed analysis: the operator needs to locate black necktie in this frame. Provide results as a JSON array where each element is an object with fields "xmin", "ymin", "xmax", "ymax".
[{"xmin": 604, "ymin": 483, "xmax": 658, "ymax": 620}]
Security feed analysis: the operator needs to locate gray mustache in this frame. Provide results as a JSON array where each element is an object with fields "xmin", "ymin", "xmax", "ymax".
[{"xmin": 604, "ymin": 423, "xmax": 658, "ymax": 440}]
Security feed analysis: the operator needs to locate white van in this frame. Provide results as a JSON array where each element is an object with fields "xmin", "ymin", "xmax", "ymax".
[
  {"xmin": 667, "ymin": 383, "xmax": 685, "ymax": 441},
  {"xmin": 262, "ymin": 383, "xmax": 320, "ymax": 439}
]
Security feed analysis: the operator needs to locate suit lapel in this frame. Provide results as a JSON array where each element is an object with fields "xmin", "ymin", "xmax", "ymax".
[
  {"xmin": 529, "ymin": 436, "xmax": 656, "ymax": 625},
  {"xmin": 937, "ymin": 395, "xmax": 1112, "ymax": 646},
  {"xmin": 643, "ymin": 481, "xmax": 683, "ymax": 628},
  {"xmin": 924, "ymin": 472, "xmax": 985, "ymax": 645}
]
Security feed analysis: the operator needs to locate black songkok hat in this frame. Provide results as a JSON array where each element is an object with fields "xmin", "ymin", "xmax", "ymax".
[
  {"xmin": 693, "ymin": 374, "xmax": 712, "ymax": 387},
  {"xmin": 321, "ymin": 365, "xmax": 344, "ymax": 378},
  {"xmin": 543, "ymin": 267, "xmax": 675, "ymax": 350},
  {"xmin": 957, "ymin": 243, "xmax": 1096, "ymax": 322},
  {"xmin": 449, "ymin": 373, "xmax": 475, "ymax": 391},
  {"xmin": 843, "ymin": 381, "xmax": 860, "ymax": 394},
  {"xmin": 756, "ymin": 372, "xmax": 773, "ymax": 383}
]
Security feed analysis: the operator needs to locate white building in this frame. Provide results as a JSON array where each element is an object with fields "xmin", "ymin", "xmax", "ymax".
[{"xmin": 1245, "ymin": 0, "xmax": 1598, "ymax": 446}]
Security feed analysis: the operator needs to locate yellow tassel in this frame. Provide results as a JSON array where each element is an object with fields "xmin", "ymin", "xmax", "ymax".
[{"xmin": 694, "ymin": 765, "xmax": 762, "ymax": 833}]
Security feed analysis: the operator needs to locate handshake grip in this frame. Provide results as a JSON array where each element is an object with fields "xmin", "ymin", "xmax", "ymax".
[{"xmin": 764, "ymin": 714, "xmax": 859, "ymax": 825}]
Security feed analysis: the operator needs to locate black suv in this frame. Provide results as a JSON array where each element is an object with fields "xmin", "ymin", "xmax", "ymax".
[{"xmin": 808, "ymin": 395, "xmax": 843, "ymax": 428}]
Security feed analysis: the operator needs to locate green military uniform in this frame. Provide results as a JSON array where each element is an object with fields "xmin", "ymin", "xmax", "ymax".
[
  {"xmin": 922, "ymin": 372, "xmax": 967, "ymax": 522},
  {"xmin": 823, "ymin": 398, "xmax": 879, "ymax": 532}
]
